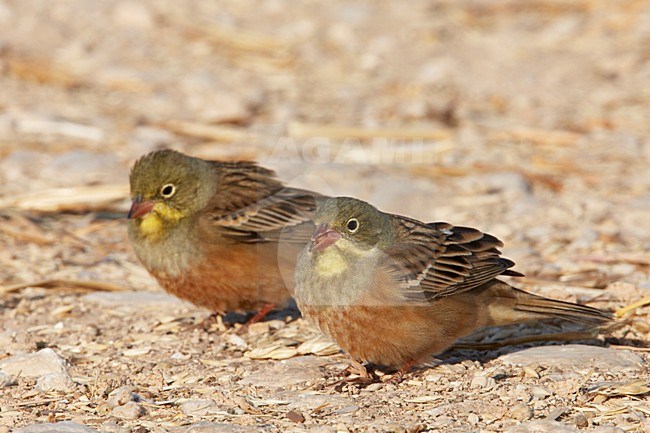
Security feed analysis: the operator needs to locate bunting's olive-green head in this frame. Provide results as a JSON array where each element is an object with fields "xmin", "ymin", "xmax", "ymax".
[
  {"xmin": 309, "ymin": 197, "xmax": 392, "ymax": 252},
  {"xmin": 128, "ymin": 149, "xmax": 217, "ymax": 240}
]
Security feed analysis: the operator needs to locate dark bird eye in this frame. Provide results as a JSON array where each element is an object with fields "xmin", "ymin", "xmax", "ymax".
[
  {"xmin": 346, "ymin": 218, "xmax": 359, "ymax": 233},
  {"xmin": 160, "ymin": 183, "xmax": 176, "ymax": 198}
]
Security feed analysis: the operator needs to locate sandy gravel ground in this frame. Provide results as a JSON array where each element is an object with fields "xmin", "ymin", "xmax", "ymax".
[{"xmin": 0, "ymin": 1, "xmax": 649, "ymax": 432}]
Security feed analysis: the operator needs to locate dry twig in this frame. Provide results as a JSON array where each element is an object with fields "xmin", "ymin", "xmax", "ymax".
[
  {"xmin": 0, "ymin": 279, "xmax": 130, "ymax": 295},
  {"xmin": 0, "ymin": 185, "xmax": 128, "ymax": 213}
]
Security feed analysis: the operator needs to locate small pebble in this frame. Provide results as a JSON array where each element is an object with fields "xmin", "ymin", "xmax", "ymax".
[
  {"xmin": 505, "ymin": 420, "xmax": 578, "ymax": 433},
  {"xmin": 522, "ymin": 366, "xmax": 540, "ymax": 379},
  {"xmin": 107, "ymin": 386, "xmax": 138, "ymax": 408},
  {"xmin": 334, "ymin": 405, "xmax": 359, "ymax": 415},
  {"xmin": 481, "ymin": 412, "xmax": 500, "ymax": 424},
  {"xmin": 430, "ymin": 417, "xmax": 454, "ymax": 428},
  {"xmin": 510, "ymin": 403, "xmax": 533, "ymax": 421},
  {"xmin": 224, "ymin": 334, "xmax": 248, "ymax": 351},
  {"xmin": 110, "ymin": 401, "xmax": 146, "ymax": 420},
  {"xmin": 0, "ymin": 372, "xmax": 13, "ymax": 388},
  {"xmin": 364, "ymin": 383, "xmax": 383, "ymax": 392},
  {"xmin": 180, "ymin": 399, "xmax": 218, "ymax": 417},
  {"xmin": 286, "ymin": 410, "xmax": 305, "ymax": 423},
  {"xmin": 36, "ymin": 373, "xmax": 74, "ymax": 392},
  {"xmin": 531, "ymin": 386, "xmax": 552, "ymax": 399},
  {"xmin": 470, "ymin": 374, "xmax": 495, "ymax": 390},
  {"xmin": 546, "ymin": 406, "xmax": 568, "ymax": 421},
  {"xmin": 574, "ymin": 413, "xmax": 589, "ymax": 428}
]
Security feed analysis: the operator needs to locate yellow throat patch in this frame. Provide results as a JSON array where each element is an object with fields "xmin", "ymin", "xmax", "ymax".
[
  {"xmin": 138, "ymin": 202, "xmax": 185, "ymax": 240},
  {"xmin": 315, "ymin": 247, "xmax": 348, "ymax": 277},
  {"xmin": 314, "ymin": 239, "xmax": 375, "ymax": 278}
]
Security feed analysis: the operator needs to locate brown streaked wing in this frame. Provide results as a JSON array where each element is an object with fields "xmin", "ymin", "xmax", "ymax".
[
  {"xmin": 215, "ymin": 188, "xmax": 323, "ymax": 243},
  {"xmin": 206, "ymin": 160, "xmax": 284, "ymax": 215},
  {"xmin": 384, "ymin": 216, "xmax": 522, "ymax": 300},
  {"xmin": 203, "ymin": 161, "xmax": 322, "ymax": 243}
]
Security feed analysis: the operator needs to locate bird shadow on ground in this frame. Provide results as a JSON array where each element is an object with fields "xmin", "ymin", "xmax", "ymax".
[
  {"xmin": 603, "ymin": 336, "xmax": 650, "ymax": 349},
  {"xmin": 222, "ymin": 303, "xmax": 302, "ymax": 325},
  {"xmin": 436, "ymin": 335, "xmax": 649, "ymax": 366},
  {"xmin": 437, "ymin": 340, "xmax": 603, "ymax": 366},
  {"xmin": 334, "ymin": 336, "xmax": 616, "ymax": 388}
]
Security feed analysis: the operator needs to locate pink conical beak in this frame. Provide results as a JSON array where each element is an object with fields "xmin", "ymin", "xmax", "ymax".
[
  {"xmin": 127, "ymin": 196, "xmax": 154, "ymax": 219},
  {"xmin": 310, "ymin": 223, "xmax": 341, "ymax": 252}
]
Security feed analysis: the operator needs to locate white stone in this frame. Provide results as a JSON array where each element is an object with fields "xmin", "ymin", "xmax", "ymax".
[
  {"xmin": 0, "ymin": 348, "xmax": 68, "ymax": 378},
  {"xmin": 239, "ymin": 356, "xmax": 327, "ymax": 388},
  {"xmin": 36, "ymin": 373, "xmax": 74, "ymax": 392},
  {"xmin": 224, "ymin": 334, "xmax": 248, "ymax": 351},
  {"xmin": 14, "ymin": 422, "xmax": 100, "ymax": 433},
  {"xmin": 499, "ymin": 345, "xmax": 643, "ymax": 373},
  {"xmin": 506, "ymin": 420, "xmax": 578, "ymax": 433},
  {"xmin": 110, "ymin": 401, "xmax": 146, "ymax": 420},
  {"xmin": 174, "ymin": 423, "xmax": 261, "ymax": 433},
  {"xmin": 509, "ymin": 403, "xmax": 533, "ymax": 421},
  {"xmin": 180, "ymin": 399, "xmax": 220, "ymax": 417},
  {"xmin": 106, "ymin": 386, "xmax": 139, "ymax": 408}
]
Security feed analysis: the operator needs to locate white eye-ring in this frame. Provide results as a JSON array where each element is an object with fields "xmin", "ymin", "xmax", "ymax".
[
  {"xmin": 346, "ymin": 218, "xmax": 359, "ymax": 233},
  {"xmin": 160, "ymin": 183, "xmax": 176, "ymax": 198}
]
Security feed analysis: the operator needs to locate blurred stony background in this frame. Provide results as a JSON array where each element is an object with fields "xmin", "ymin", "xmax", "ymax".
[{"xmin": 0, "ymin": 1, "xmax": 649, "ymax": 432}]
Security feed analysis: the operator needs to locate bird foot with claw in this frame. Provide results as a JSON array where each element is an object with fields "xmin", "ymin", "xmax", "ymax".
[
  {"xmin": 345, "ymin": 358, "xmax": 373, "ymax": 381},
  {"xmin": 382, "ymin": 360, "xmax": 415, "ymax": 384},
  {"xmin": 383, "ymin": 371, "xmax": 406, "ymax": 384},
  {"xmin": 328, "ymin": 359, "xmax": 376, "ymax": 389}
]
